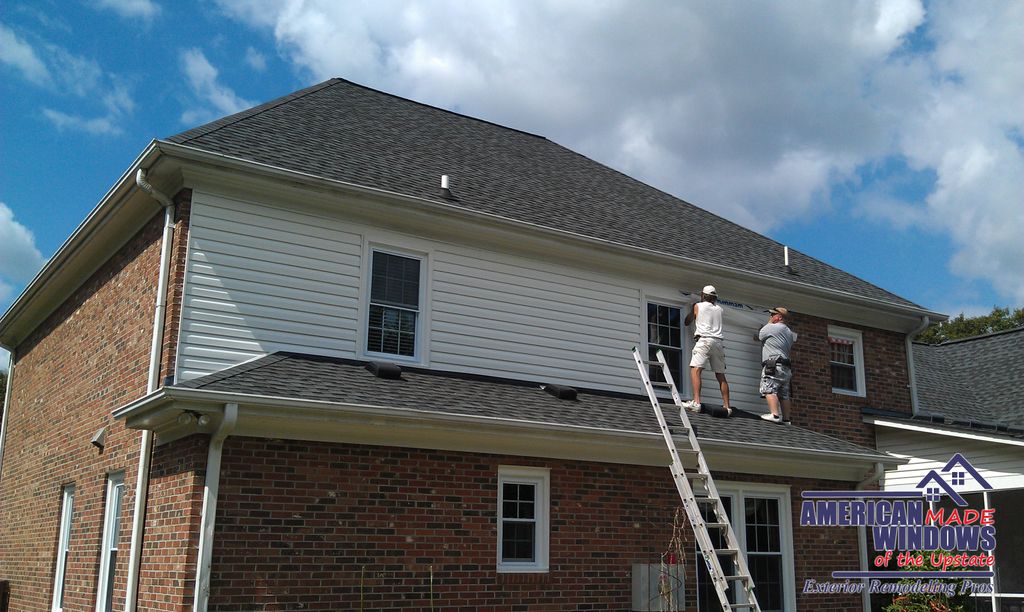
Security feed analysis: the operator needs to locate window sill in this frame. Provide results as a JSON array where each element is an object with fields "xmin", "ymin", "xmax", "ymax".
[{"xmin": 831, "ymin": 387, "xmax": 866, "ymax": 398}]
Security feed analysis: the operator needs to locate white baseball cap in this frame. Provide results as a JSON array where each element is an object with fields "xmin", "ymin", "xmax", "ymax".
[{"xmin": 702, "ymin": 285, "xmax": 717, "ymax": 296}]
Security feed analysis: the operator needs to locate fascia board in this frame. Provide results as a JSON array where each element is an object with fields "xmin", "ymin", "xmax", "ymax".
[
  {"xmin": 0, "ymin": 143, "xmax": 167, "ymax": 350},
  {"xmin": 867, "ymin": 416, "xmax": 1024, "ymax": 447},
  {"xmin": 114, "ymin": 387, "xmax": 901, "ymax": 479},
  {"xmin": 155, "ymin": 140, "xmax": 945, "ymax": 330}
]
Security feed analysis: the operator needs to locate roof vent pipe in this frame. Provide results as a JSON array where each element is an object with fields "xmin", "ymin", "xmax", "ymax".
[
  {"xmin": 784, "ymin": 245, "xmax": 795, "ymax": 274},
  {"xmin": 438, "ymin": 174, "xmax": 458, "ymax": 201}
]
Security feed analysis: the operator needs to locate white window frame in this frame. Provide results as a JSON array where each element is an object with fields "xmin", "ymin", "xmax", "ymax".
[
  {"xmin": 52, "ymin": 484, "xmax": 75, "ymax": 612},
  {"xmin": 643, "ymin": 294, "xmax": 692, "ymax": 398},
  {"xmin": 360, "ymin": 246, "xmax": 427, "ymax": 363},
  {"xmin": 95, "ymin": 472, "xmax": 125, "ymax": 612},
  {"xmin": 497, "ymin": 466, "xmax": 550, "ymax": 573},
  {"xmin": 699, "ymin": 483, "xmax": 796, "ymax": 612},
  {"xmin": 828, "ymin": 325, "xmax": 866, "ymax": 397}
]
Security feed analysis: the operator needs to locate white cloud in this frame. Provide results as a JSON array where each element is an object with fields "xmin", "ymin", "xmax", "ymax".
[
  {"xmin": 180, "ymin": 47, "xmax": 255, "ymax": 124},
  {"xmin": 93, "ymin": 0, "xmax": 161, "ymax": 21},
  {"xmin": 215, "ymin": 0, "xmax": 1024, "ymax": 302},
  {"xmin": 0, "ymin": 22, "xmax": 50, "ymax": 85},
  {"xmin": 0, "ymin": 202, "xmax": 46, "ymax": 311},
  {"xmin": 244, "ymin": 46, "xmax": 266, "ymax": 71},
  {"xmin": 42, "ymin": 108, "xmax": 122, "ymax": 135},
  {"xmin": 0, "ymin": 347, "xmax": 9, "ymax": 373}
]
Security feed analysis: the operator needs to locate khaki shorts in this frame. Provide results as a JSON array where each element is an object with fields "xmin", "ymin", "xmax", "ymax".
[{"xmin": 690, "ymin": 337, "xmax": 726, "ymax": 373}]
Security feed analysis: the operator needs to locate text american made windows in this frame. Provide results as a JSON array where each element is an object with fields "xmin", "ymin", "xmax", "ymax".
[{"xmin": 367, "ymin": 250, "xmax": 421, "ymax": 358}]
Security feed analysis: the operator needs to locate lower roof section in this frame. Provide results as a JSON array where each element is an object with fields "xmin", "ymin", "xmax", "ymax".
[{"xmin": 116, "ymin": 352, "xmax": 902, "ymax": 481}]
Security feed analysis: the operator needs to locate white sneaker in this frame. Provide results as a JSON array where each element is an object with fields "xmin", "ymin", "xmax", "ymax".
[
  {"xmin": 760, "ymin": 413, "xmax": 782, "ymax": 423},
  {"xmin": 681, "ymin": 400, "xmax": 702, "ymax": 412}
]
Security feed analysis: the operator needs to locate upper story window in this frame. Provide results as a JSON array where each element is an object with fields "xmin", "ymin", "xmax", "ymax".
[
  {"xmin": 647, "ymin": 302, "xmax": 685, "ymax": 387},
  {"xmin": 52, "ymin": 484, "xmax": 75, "ymax": 612},
  {"xmin": 366, "ymin": 250, "xmax": 422, "ymax": 359},
  {"xmin": 828, "ymin": 325, "xmax": 865, "ymax": 397},
  {"xmin": 497, "ymin": 466, "xmax": 550, "ymax": 573}
]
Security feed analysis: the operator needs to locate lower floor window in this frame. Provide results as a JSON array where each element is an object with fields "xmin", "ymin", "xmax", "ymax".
[
  {"xmin": 497, "ymin": 466, "xmax": 550, "ymax": 572},
  {"xmin": 697, "ymin": 485, "xmax": 794, "ymax": 612}
]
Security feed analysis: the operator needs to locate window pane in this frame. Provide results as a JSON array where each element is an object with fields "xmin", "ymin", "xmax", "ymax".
[
  {"xmin": 989, "ymin": 489, "xmax": 1023, "ymax": 593},
  {"xmin": 371, "ymin": 252, "xmax": 419, "ymax": 308},
  {"xmin": 830, "ymin": 340, "xmax": 854, "ymax": 365},
  {"xmin": 697, "ymin": 497, "xmax": 734, "ymax": 612},
  {"xmin": 501, "ymin": 522, "xmax": 536, "ymax": 561},
  {"xmin": 831, "ymin": 363, "xmax": 856, "ymax": 391},
  {"xmin": 648, "ymin": 303, "xmax": 684, "ymax": 385},
  {"xmin": 748, "ymin": 554, "xmax": 783, "ymax": 610}
]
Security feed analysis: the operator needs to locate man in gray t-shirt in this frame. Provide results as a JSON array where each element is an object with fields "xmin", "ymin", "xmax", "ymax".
[{"xmin": 757, "ymin": 307, "xmax": 798, "ymax": 424}]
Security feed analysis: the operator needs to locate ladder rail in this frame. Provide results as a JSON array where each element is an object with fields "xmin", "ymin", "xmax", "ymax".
[{"xmin": 631, "ymin": 347, "xmax": 762, "ymax": 612}]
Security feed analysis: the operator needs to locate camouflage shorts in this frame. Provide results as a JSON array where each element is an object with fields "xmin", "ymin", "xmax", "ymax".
[{"xmin": 759, "ymin": 364, "xmax": 792, "ymax": 399}]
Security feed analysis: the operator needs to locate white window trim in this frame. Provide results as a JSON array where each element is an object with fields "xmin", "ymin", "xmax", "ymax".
[
  {"xmin": 497, "ymin": 465, "xmax": 550, "ymax": 573},
  {"xmin": 828, "ymin": 325, "xmax": 866, "ymax": 397},
  {"xmin": 95, "ymin": 472, "xmax": 125, "ymax": 612},
  {"xmin": 359, "ymin": 244, "xmax": 429, "ymax": 364},
  {"xmin": 641, "ymin": 292, "xmax": 692, "ymax": 398},
  {"xmin": 708, "ymin": 482, "xmax": 796, "ymax": 612},
  {"xmin": 52, "ymin": 484, "xmax": 75, "ymax": 612}
]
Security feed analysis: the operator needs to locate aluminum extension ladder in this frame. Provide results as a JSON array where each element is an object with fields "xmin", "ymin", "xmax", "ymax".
[{"xmin": 631, "ymin": 347, "xmax": 761, "ymax": 612}]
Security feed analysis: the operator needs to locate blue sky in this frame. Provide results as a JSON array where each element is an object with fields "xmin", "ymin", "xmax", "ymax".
[{"xmin": 2, "ymin": 1, "xmax": 1023, "ymax": 369}]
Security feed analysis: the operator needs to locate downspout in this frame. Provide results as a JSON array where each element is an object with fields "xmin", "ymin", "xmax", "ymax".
[
  {"xmin": 194, "ymin": 403, "xmax": 238, "ymax": 612},
  {"xmin": 856, "ymin": 462, "xmax": 886, "ymax": 612},
  {"xmin": 905, "ymin": 316, "xmax": 930, "ymax": 416},
  {"xmin": 124, "ymin": 169, "xmax": 176, "ymax": 612},
  {"xmin": 0, "ymin": 356, "xmax": 13, "ymax": 480}
]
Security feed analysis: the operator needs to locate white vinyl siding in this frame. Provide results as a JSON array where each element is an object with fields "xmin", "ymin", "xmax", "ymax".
[
  {"xmin": 878, "ymin": 428, "xmax": 1024, "ymax": 492},
  {"xmin": 177, "ymin": 191, "xmax": 362, "ymax": 380},
  {"xmin": 174, "ymin": 189, "xmax": 771, "ymax": 404},
  {"xmin": 430, "ymin": 249, "xmax": 640, "ymax": 391}
]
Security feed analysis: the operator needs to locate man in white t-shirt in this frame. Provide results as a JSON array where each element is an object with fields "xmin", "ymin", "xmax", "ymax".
[{"xmin": 680, "ymin": 285, "xmax": 731, "ymax": 415}]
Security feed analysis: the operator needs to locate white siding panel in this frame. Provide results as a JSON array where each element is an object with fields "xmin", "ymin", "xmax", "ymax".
[
  {"xmin": 878, "ymin": 429, "xmax": 1024, "ymax": 492},
  {"xmin": 177, "ymin": 191, "xmax": 363, "ymax": 380},
  {"xmin": 430, "ymin": 248, "xmax": 641, "ymax": 392}
]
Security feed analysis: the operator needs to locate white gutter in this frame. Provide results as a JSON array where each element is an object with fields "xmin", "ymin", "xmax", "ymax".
[
  {"xmin": 905, "ymin": 316, "xmax": 930, "ymax": 416},
  {"xmin": 856, "ymin": 462, "xmax": 886, "ymax": 612},
  {"xmin": 0, "ymin": 357, "xmax": 13, "ymax": 480},
  {"xmin": 193, "ymin": 403, "xmax": 238, "ymax": 611},
  {"xmin": 124, "ymin": 169, "xmax": 176, "ymax": 612}
]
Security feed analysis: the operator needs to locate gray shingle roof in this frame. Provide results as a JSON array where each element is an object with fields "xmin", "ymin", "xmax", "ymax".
[
  {"xmin": 168, "ymin": 78, "xmax": 920, "ymax": 309},
  {"xmin": 912, "ymin": 327, "xmax": 1024, "ymax": 429},
  {"xmin": 175, "ymin": 351, "xmax": 891, "ymax": 459}
]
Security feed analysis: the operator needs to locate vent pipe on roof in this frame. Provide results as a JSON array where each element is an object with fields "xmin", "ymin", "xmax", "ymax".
[
  {"xmin": 438, "ymin": 174, "xmax": 459, "ymax": 201},
  {"xmin": 784, "ymin": 245, "xmax": 794, "ymax": 274}
]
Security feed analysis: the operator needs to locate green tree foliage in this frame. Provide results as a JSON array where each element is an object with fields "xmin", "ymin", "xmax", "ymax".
[
  {"xmin": 882, "ymin": 551, "xmax": 973, "ymax": 612},
  {"xmin": 917, "ymin": 307, "xmax": 1024, "ymax": 344}
]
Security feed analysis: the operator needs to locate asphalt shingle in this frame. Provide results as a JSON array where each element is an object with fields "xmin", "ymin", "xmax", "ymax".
[
  {"xmin": 913, "ymin": 327, "xmax": 1024, "ymax": 429},
  {"xmin": 176, "ymin": 351, "xmax": 891, "ymax": 459},
  {"xmin": 168, "ymin": 78, "xmax": 922, "ymax": 309}
]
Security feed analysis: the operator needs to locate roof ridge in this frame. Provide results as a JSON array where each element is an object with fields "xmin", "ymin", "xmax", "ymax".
[
  {"xmin": 169, "ymin": 78, "xmax": 343, "ymax": 144},
  {"xmin": 914, "ymin": 324, "xmax": 1024, "ymax": 347}
]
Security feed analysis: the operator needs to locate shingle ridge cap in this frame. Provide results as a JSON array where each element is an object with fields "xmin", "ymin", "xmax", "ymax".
[
  {"xmin": 916, "ymin": 324, "xmax": 1024, "ymax": 347},
  {"xmin": 168, "ymin": 78, "xmax": 343, "ymax": 144},
  {"xmin": 338, "ymin": 77, "xmax": 547, "ymax": 140}
]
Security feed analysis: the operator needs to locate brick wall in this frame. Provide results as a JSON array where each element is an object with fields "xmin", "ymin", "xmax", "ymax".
[
  {"xmin": 787, "ymin": 312, "xmax": 912, "ymax": 447},
  {"xmin": 0, "ymin": 191, "xmax": 198, "ymax": 612},
  {"xmin": 209, "ymin": 438, "xmax": 863, "ymax": 611},
  {"xmin": 159, "ymin": 190, "xmax": 192, "ymax": 385}
]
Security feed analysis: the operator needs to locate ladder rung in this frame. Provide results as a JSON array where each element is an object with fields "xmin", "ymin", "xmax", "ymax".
[
  {"xmin": 728, "ymin": 604, "xmax": 758, "ymax": 609},
  {"xmin": 675, "ymin": 448, "xmax": 701, "ymax": 455},
  {"xmin": 715, "ymin": 548, "xmax": 740, "ymax": 555},
  {"xmin": 642, "ymin": 359, "xmax": 665, "ymax": 366},
  {"xmin": 704, "ymin": 522, "xmax": 729, "ymax": 528},
  {"xmin": 681, "ymin": 470, "xmax": 708, "ymax": 479},
  {"xmin": 667, "ymin": 427, "xmax": 690, "ymax": 436},
  {"xmin": 651, "ymin": 381, "xmax": 674, "ymax": 388},
  {"xmin": 722, "ymin": 574, "xmax": 752, "ymax": 582},
  {"xmin": 694, "ymin": 496, "xmax": 718, "ymax": 504}
]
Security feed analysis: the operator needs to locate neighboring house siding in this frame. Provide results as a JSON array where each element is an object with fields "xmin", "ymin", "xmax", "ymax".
[
  {"xmin": 208, "ymin": 437, "xmax": 862, "ymax": 611},
  {"xmin": 878, "ymin": 428, "xmax": 1024, "ymax": 492}
]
